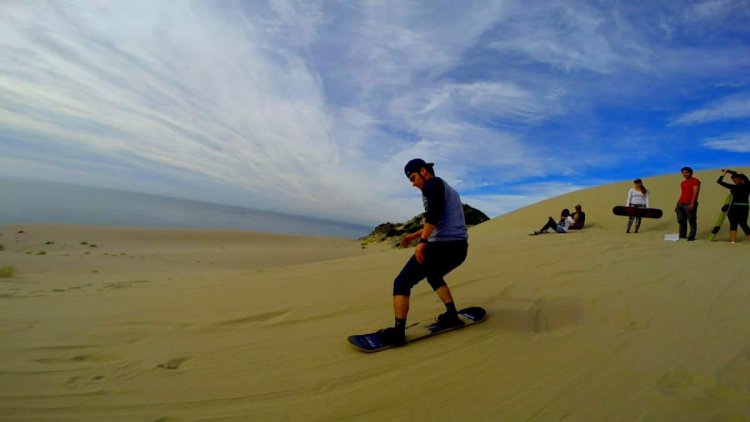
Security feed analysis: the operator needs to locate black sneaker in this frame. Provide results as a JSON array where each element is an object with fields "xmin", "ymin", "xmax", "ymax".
[
  {"xmin": 377, "ymin": 327, "xmax": 405, "ymax": 346},
  {"xmin": 436, "ymin": 311, "xmax": 465, "ymax": 328}
]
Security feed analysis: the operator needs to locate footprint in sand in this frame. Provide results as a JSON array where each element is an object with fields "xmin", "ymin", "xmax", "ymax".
[
  {"xmin": 203, "ymin": 310, "xmax": 289, "ymax": 331},
  {"xmin": 656, "ymin": 370, "xmax": 714, "ymax": 399},
  {"xmin": 712, "ymin": 349, "xmax": 750, "ymax": 400},
  {"xmin": 64, "ymin": 374, "xmax": 106, "ymax": 387},
  {"xmin": 657, "ymin": 371, "xmax": 696, "ymax": 398},
  {"xmin": 658, "ymin": 350, "xmax": 750, "ymax": 402},
  {"xmin": 35, "ymin": 354, "xmax": 119, "ymax": 365},
  {"xmin": 100, "ymin": 280, "xmax": 151, "ymax": 291},
  {"xmin": 157, "ymin": 357, "xmax": 192, "ymax": 370},
  {"xmin": 64, "ymin": 376, "xmax": 85, "ymax": 386}
]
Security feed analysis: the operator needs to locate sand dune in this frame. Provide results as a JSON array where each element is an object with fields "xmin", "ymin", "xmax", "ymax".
[{"xmin": 1, "ymin": 167, "xmax": 749, "ymax": 421}]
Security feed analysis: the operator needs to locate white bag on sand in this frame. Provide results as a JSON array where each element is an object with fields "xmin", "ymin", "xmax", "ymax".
[{"xmin": 664, "ymin": 233, "xmax": 680, "ymax": 241}]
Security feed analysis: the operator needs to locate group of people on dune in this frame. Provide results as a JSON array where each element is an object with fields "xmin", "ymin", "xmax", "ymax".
[
  {"xmin": 530, "ymin": 167, "xmax": 750, "ymax": 243},
  {"xmin": 373, "ymin": 160, "xmax": 748, "ymax": 348}
]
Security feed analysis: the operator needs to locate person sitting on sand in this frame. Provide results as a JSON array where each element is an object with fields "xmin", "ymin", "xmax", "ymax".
[
  {"xmin": 531, "ymin": 209, "xmax": 575, "ymax": 235},
  {"xmin": 377, "ymin": 159, "xmax": 469, "ymax": 346},
  {"xmin": 716, "ymin": 169, "xmax": 750, "ymax": 244},
  {"xmin": 570, "ymin": 204, "xmax": 585, "ymax": 230}
]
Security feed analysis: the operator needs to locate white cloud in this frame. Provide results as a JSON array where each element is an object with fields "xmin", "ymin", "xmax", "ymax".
[
  {"xmin": 486, "ymin": 2, "xmax": 652, "ymax": 74},
  {"xmin": 325, "ymin": 1, "xmax": 508, "ymax": 96},
  {"xmin": 672, "ymin": 94, "xmax": 750, "ymax": 125},
  {"xmin": 702, "ymin": 132, "xmax": 750, "ymax": 153},
  {"xmin": 0, "ymin": 1, "xmax": 371, "ymax": 219},
  {"xmin": 463, "ymin": 182, "xmax": 586, "ymax": 218},
  {"xmin": 394, "ymin": 81, "xmax": 560, "ymax": 124},
  {"xmin": 684, "ymin": 0, "xmax": 737, "ymax": 22},
  {"xmin": 0, "ymin": 0, "xmax": 748, "ymax": 226},
  {"xmin": 0, "ymin": 1, "xmax": 540, "ymax": 223}
]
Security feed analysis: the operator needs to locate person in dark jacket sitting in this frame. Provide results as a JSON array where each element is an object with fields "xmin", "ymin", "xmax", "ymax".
[{"xmin": 570, "ymin": 204, "xmax": 586, "ymax": 230}]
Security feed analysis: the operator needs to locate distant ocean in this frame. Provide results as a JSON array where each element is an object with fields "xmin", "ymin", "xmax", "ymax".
[{"xmin": 0, "ymin": 177, "xmax": 372, "ymax": 239}]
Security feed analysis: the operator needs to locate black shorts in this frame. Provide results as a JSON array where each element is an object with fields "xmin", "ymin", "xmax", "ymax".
[{"xmin": 392, "ymin": 240, "xmax": 468, "ymax": 296}]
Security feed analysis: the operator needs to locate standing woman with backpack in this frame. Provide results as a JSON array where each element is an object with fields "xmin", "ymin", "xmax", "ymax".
[{"xmin": 626, "ymin": 179, "xmax": 649, "ymax": 233}]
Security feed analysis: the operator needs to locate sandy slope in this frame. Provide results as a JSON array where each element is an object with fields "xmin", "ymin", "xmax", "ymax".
[{"xmin": 1, "ymin": 168, "xmax": 749, "ymax": 421}]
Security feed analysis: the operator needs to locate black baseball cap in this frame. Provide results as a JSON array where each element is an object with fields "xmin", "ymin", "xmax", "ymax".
[{"xmin": 404, "ymin": 158, "xmax": 434, "ymax": 177}]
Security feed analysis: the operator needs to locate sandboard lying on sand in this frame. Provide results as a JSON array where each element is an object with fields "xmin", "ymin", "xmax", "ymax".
[
  {"xmin": 612, "ymin": 206, "xmax": 663, "ymax": 219},
  {"xmin": 347, "ymin": 306, "xmax": 486, "ymax": 353}
]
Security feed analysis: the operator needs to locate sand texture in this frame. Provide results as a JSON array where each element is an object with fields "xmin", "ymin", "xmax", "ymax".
[{"xmin": 1, "ymin": 168, "xmax": 749, "ymax": 421}]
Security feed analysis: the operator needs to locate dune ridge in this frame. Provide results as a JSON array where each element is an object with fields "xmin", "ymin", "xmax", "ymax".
[{"xmin": 1, "ymin": 167, "xmax": 750, "ymax": 421}]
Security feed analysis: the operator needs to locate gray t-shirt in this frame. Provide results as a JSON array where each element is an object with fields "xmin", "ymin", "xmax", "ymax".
[{"xmin": 422, "ymin": 177, "xmax": 468, "ymax": 242}]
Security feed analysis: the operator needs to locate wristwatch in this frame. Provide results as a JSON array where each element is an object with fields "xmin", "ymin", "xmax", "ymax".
[{"xmin": 417, "ymin": 237, "xmax": 429, "ymax": 244}]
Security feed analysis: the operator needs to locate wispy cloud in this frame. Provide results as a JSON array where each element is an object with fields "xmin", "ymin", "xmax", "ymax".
[
  {"xmin": 489, "ymin": 6, "xmax": 620, "ymax": 73},
  {"xmin": 684, "ymin": 0, "xmax": 739, "ymax": 22},
  {"xmin": 0, "ymin": 1, "xmax": 748, "ymax": 225},
  {"xmin": 672, "ymin": 93, "xmax": 750, "ymax": 125},
  {"xmin": 0, "ymin": 1, "xmax": 361, "ymax": 216},
  {"xmin": 703, "ymin": 132, "xmax": 750, "ymax": 153},
  {"xmin": 464, "ymin": 181, "xmax": 586, "ymax": 217}
]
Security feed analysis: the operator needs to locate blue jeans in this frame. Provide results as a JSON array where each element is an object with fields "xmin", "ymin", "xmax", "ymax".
[{"xmin": 540, "ymin": 217, "xmax": 567, "ymax": 233}]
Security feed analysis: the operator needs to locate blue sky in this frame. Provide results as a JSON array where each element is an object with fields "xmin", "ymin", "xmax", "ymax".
[{"xmin": 1, "ymin": 1, "xmax": 749, "ymax": 225}]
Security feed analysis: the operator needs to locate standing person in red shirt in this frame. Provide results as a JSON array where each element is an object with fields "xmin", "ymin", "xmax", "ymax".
[{"xmin": 676, "ymin": 167, "xmax": 701, "ymax": 241}]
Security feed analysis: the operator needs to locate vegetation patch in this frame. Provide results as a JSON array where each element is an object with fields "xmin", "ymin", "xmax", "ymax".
[
  {"xmin": 0, "ymin": 265, "xmax": 17, "ymax": 278},
  {"xmin": 360, "ymin": 204, "xmax": 490, "ymax": 248}
]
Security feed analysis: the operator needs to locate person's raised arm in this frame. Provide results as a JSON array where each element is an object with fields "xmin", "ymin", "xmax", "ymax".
[{"xmin": 717, "ymin": 170, "xmax": 734, "ymax": 189}]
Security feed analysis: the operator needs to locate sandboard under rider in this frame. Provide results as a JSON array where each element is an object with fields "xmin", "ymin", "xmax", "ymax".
[{"xmin": 377, "ymin": 159, "xmax": 469, "ymax": 346}]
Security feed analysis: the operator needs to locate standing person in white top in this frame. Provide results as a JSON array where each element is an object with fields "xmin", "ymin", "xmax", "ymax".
[{"xmin": 626, "ymin": 178, "xmax": 649, "ymax": 233}]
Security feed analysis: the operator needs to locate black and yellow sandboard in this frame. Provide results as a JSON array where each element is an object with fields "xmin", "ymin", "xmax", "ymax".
[{"xmin": 709, "ymin": 194, "xmax": 732, "ymax": 241}]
